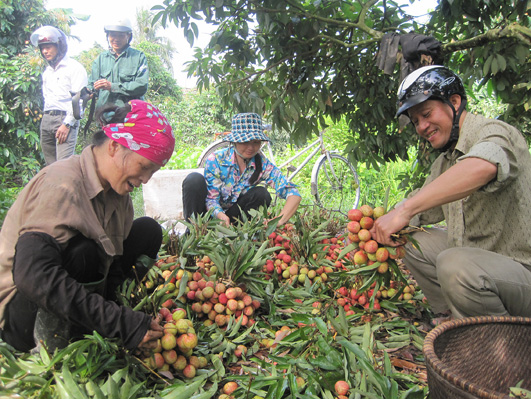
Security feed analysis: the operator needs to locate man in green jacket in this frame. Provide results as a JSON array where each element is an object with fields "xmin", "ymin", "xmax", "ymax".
[{"xmin": 88, "ymin": 18, "xmax": 149, "ymax": 109}]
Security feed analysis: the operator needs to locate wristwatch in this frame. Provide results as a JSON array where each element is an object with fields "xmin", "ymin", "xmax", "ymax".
[{"xmin": 64, "ymin": 123, "xmax": 72, "ymax": 129}]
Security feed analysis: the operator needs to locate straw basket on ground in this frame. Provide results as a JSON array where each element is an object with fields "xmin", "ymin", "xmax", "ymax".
[{"xmin": 423, "ymin": 316, "xmax": 531, "ymax": 398}]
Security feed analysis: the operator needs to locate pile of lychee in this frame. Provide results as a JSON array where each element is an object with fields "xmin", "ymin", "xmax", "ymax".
[
  {"xmin": 320, "ymin": 236, "xmax": 349, "ymax": 271},
  {"xmin": 152, "ymin": 255, "xmax": 261, "ymax": 329},
  {"xmin": 263, "ymin": 227, "xmax": 348, "ymax": 286},
  {"xmin": 143, "ymin": 306, "xmax": 206, "ymax": 379},
  {"xmin": 189, "ymin": 281, "xmax": 261, "ymax": 329},
  {"xmin": 341, "ymin": 205, "xmax": 422, "ymax": 307},
  {"xmin": 335, "ymin": 284, "xmax": 382, "ymax": 313},
  {"xmin": 262, "ymin": 243, "xmax": 332, "ymax": 287},
  {"xmin": 345, "ymin": 205, "xmax": 406, "ymax": 271}
]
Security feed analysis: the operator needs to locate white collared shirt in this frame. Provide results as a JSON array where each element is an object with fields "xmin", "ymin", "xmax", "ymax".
[{"xmin": 42, "ymin": 55, "xmax": 88, "ymax": 126}]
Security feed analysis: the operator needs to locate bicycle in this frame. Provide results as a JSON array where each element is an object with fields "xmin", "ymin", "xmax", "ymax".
[{"xmin": 196, "ymin": 129, "xmax": 361, "ymax": 214}]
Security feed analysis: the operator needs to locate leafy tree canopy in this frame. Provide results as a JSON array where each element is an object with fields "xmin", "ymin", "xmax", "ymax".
[
  {"xmin": 0, "ymin": 2, "xmax": 182, "ymax": 182},
  {"xmin": 135, "ymin": 7, "xmax": 176, "ymax": 73},
  {"xmin": 153, "ymin": 0, "xmax": 531, "ymax": 169},
  {"xmin": 0, "ymin": 0, "xmax": 85, "ymax": 182}
]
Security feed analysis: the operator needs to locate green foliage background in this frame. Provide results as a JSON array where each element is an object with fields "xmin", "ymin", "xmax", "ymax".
[
  {"xmin": 153, "ymin": 0, "xmax": 531, "ymax": 178},
  {"xmin": 0, "ymin": 0, "xmax": 527, "ymax": 222}
]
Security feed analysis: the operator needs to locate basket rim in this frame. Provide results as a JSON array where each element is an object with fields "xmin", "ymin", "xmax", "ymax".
[{"xmin": 423, "ymin": 315, "xmax": 531, "ymax": 399}]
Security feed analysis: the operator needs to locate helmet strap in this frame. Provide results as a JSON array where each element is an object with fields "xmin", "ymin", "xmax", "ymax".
[
  {"xmin": 439, "ymin": 97, "xmax": 467, "ymax": 152},
  {"xmin": 39, "ymin": 44, "xmax": 61, "ymax": 68},
  {"xmin": 232, "ymin": 144, "xmax": 252, "ymax": 164},
  {"xmin": 109, "ymin": 44, "xmax": 130, "ymax": 54},
  {"xmin": 106, "ymin": 34, "xmax": 130, "ymax": 55}
]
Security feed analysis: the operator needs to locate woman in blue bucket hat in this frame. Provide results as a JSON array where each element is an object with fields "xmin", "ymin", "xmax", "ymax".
[{"xmin": 182, "ymin": 113, "xmax": 301, "ymax": 227}]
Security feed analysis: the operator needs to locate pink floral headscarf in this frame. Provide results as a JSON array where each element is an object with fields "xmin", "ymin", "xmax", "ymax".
[{"xmin": 102, "ymin": 100, "xmax": 175, "ymax": 166}]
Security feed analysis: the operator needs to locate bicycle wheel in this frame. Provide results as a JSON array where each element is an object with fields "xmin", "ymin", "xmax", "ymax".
[
  {"xmin": 197, "ymin": 140, "xmax": 230, "ymax": 168},
  {"xmin": 311, "ymin": 152, "xmax": 360, "ymax": 214}
]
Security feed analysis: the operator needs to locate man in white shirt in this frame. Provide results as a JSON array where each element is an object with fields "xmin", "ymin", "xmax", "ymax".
[{"xmin": 30, "ymin": 26, "xmax": 88, "ymax": 165}]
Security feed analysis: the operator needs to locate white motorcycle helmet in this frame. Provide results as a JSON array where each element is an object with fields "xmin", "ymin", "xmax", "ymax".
[
  {"xmin": 104, "ymin": 18, "xmax": 133, "ymax": 44},
  {"xmin": 30, "ymin": 26, "xmax": 68, "ymax": 65}
]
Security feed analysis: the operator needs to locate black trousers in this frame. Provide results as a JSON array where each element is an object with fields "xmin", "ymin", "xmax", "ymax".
[
  {"xmin": 182, "ymin": 172, "xmax": 272, "ymax": 225},
  {"xmin": 1, "ymin": 217, "xmax": 162, "ymax": 351}
]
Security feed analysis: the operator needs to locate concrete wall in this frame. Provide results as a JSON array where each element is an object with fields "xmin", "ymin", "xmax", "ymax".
[{"xmin": 143, "ymin": 169, "xmax": 203, "ymax": 222}]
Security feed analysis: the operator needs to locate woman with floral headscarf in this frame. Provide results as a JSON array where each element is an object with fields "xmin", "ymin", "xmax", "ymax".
[
  {"xmin": 0, "ymin": 100, "xmax": 175, "ymax": 353},
  {"xmin": 183, "ymin": 113, "xmax": 301, "ymax": 227}
]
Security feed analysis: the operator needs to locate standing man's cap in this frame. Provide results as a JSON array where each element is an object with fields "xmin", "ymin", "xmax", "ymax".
[{"xmin": 104, "ymin": 18, "xmax": 133, "ymax": 33}]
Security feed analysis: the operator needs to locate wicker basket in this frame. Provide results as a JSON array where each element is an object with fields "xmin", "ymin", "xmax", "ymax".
[{"xmin": 423, "ymin": 316, "xmax": 531, "ymax": 399}]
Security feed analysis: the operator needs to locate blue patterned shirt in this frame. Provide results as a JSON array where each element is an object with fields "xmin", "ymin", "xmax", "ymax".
[{"xmin": 204, "ymin": 147, "xmax": 301, "ymax": 216}]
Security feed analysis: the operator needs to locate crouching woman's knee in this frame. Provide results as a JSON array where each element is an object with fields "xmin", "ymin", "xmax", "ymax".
[{"xmin": 183, "ymin": 172, "xmax": 207, "ymax": 190}]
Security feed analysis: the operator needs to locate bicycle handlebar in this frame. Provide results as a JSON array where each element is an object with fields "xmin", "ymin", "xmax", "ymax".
[{"xmin": 214, "ymin": 131, "xmax": 231, "ymax": 139}]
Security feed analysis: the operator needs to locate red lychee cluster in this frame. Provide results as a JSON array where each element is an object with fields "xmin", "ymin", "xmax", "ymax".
[
  {"xmin": 264, "ymin": 224, "xmax": 348, "ymax": 286},
  {"xmin": 151, "ymin": 255, "xmax": 260, "ymax": 330},
  {"xmin": 262, "ymin": 242, "xmax": 333, "ymax": 286},
  {"xmin": 346, "ymin": 205, "xmax": 406, "ymax": 269},
  {"xmin": 143, "ymin": 307, "xmax": 205, "ymax": 379},
  {"xmin": 318, "ymin": 236, "xmax": 349, "ymax": 271},
  {"xmin": 335, "ymin": 283, "xmax": 382, "ymax": 313},
  {"xmin": 191, "ymin": 283, "xmax": 261, "ymax": 329}
]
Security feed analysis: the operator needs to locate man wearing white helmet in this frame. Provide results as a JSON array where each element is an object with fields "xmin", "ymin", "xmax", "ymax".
[
  {"xmin": 87, "ymin": 18, "xmax": 149, "ymax": 109},
  {"xmin": 371, "ymin": 65, "xmax": 531, "ymax": 325},
  {"xmin": 30, "ymin": 26, "xmax": 88, "ymax": 165}
]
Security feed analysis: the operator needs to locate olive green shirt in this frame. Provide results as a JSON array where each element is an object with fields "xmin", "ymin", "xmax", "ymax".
[
  {"xmin": 414, "ymin": 113, "xmax": 531, "ymax": 267},
  {"xmin": 0, "ymin": 146, "xmax": 133, "ymax": 327},
  {"xmin": 88, "ymin": 46, "xmax": 149, "ymax": 109}
]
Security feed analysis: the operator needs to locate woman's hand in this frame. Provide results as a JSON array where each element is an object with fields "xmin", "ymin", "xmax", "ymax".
[
  {"xmin": 216, "ymin": 212, "xmax": 231, "ymax": 227},
  {"xmin": 136, "ymin": 317, "xmax": 163, "ymax": 353},
  {"xmin": 276, "ymin": 195, "xmax": 301, "ymax": 226}
]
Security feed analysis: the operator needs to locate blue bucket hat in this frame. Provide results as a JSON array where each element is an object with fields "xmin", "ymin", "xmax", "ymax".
[{"xmin": 224, "ymin": 113, "xmax": 270, "ymax": 143}]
